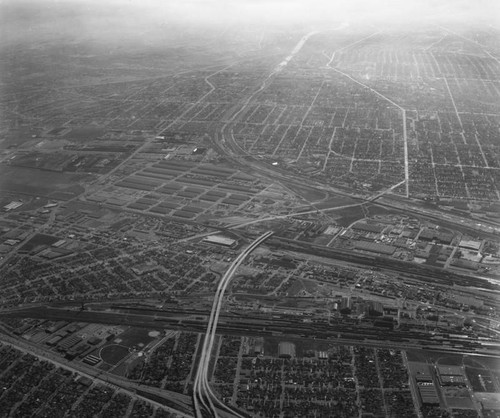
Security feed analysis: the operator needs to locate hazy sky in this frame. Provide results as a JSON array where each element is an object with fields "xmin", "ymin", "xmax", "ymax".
[
  {"xmin": 153, "ymin": 0, "xmax": 500, "ymax": 25},
  {"xmin": 1, "ymin": 0, "xmax": 499, "ymax": 46}
]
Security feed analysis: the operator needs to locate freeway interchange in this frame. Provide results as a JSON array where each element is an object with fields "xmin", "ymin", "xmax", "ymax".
[
  {"xmin": 1, "ymin": 231, "xmax": 499, "ymax": 418},
  {"xmin": 193, "ymin": 231, "xmax": 273, "ymax": 418}
]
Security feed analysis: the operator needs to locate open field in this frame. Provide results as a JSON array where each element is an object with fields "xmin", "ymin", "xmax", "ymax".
[{"xmin": 0, "ymin": 166, "xmax": 88, "ymax": 199}]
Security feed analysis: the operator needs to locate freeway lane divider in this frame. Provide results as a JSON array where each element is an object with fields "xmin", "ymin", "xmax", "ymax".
[{"xmin": 193, "ymin": 231, "xmax": 273, "ymax": 418}]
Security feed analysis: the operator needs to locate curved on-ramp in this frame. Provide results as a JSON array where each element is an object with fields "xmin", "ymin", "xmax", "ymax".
[{"xmin": 193, "ymin": 231, "xmax": 273, "ymax": 418}]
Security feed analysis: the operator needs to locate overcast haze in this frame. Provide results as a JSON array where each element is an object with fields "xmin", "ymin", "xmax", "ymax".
[
  {"xmin": 1, "ymin": 0, "xmax": 499, "ymax": 46},
  {"xmin": 151, "ymin": 0, "xmax": 500, "ymax": 25}
]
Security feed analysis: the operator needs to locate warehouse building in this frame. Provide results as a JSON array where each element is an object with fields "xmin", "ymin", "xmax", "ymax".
[
  {"xmin": 459, "ymin": 239, "xmax": 482, "ymax": 251},
  {"xmin": 353, "ymin": 241, "xmax": 396, "ymax": 255},
  {"xmin": 202, "ymin": 235, "xmax": 237, "ymax": 248},
  {"xmin": 278, "ymin": 342, "xmax": 296, "ymax": 359}
]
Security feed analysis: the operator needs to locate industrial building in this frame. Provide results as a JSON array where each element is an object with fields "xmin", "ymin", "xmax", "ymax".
[
  {"xmin": 202, "ymin": 235, "xmax": 237, "ymax": 248},
  {"xmin": 459, "ymin": 239, "xmax": 482, "ymax": 251},
  {"xmin": 3, "ymin": 201, "xmax": 23, "ymax": 211},
  {"xmin": 278, "ymin": 342, "xmax": 296, "ymax": 358},
  {"xmin": 353, "ymin": 240, "xmax": 396, "ymax": 255}
]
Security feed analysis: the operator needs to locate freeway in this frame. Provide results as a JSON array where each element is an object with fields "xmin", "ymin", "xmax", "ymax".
[{"xmin": 193, "ymin": 231, "xmax": 273, "ymax": 418}]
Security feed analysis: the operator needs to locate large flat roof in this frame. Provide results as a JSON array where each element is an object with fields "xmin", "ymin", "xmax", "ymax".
[{"xmin": 202, "ymin": 235, "xmax": 237, "ymax": 247}]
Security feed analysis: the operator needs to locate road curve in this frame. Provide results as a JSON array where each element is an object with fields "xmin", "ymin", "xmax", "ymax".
[{"xmin": 193, "ymin": 231, "xmax": 273, "ymax": 418}]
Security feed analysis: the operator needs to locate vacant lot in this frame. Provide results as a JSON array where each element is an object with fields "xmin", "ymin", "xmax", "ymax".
[{"xmin": 0, "ymin": 166, "xmax": 88, "ymax": 199}]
